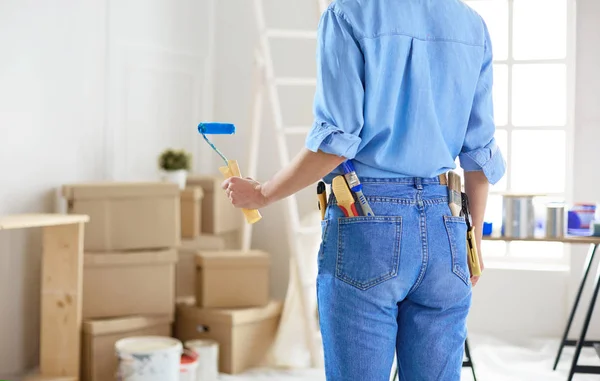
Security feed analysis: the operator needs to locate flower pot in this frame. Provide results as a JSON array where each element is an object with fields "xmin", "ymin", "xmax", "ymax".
[{"xmin": 162, "ymin": 169, "xmax": 188, "ymax": 190}]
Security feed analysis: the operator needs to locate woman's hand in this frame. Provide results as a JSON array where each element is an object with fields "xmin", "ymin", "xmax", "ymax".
[
  {"xmin": 470, "ymin": 237, "xmax": 484, "ymax": 287},
  {"xmin": 221, "ymin": 177, "xmax": 269, "ymax": 210},
  {"xmin": 220, "ymin": 148, "xmax": 345, "ymax": 211}
]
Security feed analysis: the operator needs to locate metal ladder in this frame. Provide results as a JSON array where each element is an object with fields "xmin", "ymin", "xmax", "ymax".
[{"xmin": 248, "ymin": 0, "xmax": 331, "ymax": 368}]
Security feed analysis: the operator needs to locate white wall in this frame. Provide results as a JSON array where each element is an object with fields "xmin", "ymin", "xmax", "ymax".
[
  {"xmin": 568, "ymin": 0, "xmax": 600, "ymax": 339},
  {"xmin": 0, "ymin": 0, "xmax": 213, "ymax": 378}
]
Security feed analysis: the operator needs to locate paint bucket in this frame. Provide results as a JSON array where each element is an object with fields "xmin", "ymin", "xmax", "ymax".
[
  {"xmin": 502, "ymin": 195, "xmax": 535, "ymax": 238},
  {"xmin": 546, "ymin": 203, "xmax": 565, "ymax": 238},
  {"xmin": 115, "ymin": 336, "xmax": 182, "ymax": 381},
  {"xmin": 185, "ymin": 339, "xmax": 219, "ymax": 381},
  {"xmin": 180, "ymin": 350, "xmax": 200, "ymax": 381}
]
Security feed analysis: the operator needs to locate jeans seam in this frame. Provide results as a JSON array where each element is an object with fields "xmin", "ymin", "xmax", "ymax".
[
  {"xmin": 408, "ymin": 194, "xmax": 428, "ymax": 296},
  {"xmin": 329, "ymin": 197, "xmax": 448, "ymax": 206},
  {"xmin": 444, "ymin": 217, "xmax": 470, "ymax": 286},
  {"xmin": 318, "ymin": 220, "xmax": 330, "ymax": 262}
]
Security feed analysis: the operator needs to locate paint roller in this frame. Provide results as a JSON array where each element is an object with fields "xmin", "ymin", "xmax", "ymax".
[{"xmin": 198, "ymin": 122, "xmax": 262, "ymax": 224}]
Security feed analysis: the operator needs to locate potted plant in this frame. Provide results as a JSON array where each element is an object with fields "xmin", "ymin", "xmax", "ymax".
[{"xmin": 158, "ymin": 149, "xmax": 191, "ymax": 189}]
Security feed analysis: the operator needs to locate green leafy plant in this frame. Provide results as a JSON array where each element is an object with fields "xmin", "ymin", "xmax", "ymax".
[{"xmin": 158, "ymin": 149, "xmax": 191, "ymax": 171}]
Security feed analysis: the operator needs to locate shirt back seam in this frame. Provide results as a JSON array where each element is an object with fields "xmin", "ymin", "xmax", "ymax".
[{"xmin": 357, "ymin": 32, "xmax": 484, "ymax": 48}]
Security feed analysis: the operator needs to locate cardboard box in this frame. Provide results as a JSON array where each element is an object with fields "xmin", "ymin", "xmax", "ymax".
[
  {"xmin": 83, "ymin": 249, "xmax": 177, "ymax": 319},
  {"xmin": 181, "ymin": 187, "xmax": 203, "ymax": 239},
  {"xmin": 63, "ymin": 182, "xmax": 180, "ymax": 251},
  {"xmin": 196, "ymin": 250, "xmax": 270, "ymax": 308},
  {"xmin": 81, "ymin": 315, "xmax": 172, "ymax": 381},
  {"xmin": 23, "ymin": 373, "xmax": 76, "ymax": 381},
  {"xmin": 177, "ymin": 235, "xmax": 227, "ymax": 301},
  {"xmin": 175, "ymin": 301, "xmax": 282, "ymax": 374},
  {"xmin": 220, "ymin": 230, "xmax": 241, "ymax": 250},
  {"xmin": 186, "ymin": 175, "xmax": 242, "ymax": 234}
]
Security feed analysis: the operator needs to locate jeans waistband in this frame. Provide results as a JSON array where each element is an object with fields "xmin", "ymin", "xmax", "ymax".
[{"xmin": 359, "ymin": 176, "xmax": 445, "ymax": 186}]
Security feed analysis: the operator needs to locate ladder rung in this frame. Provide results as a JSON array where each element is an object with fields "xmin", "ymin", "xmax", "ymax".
[
  {"xmin": 266, "ymin": 29, "xmax": 317, "ymax": 39},
  {"xmin": 275, "ymin": 78, "xmax": 317, "ymax": 86},
  {"xmin": 279, "ymin": 126, "xmax": 312, "ymax": 135}
]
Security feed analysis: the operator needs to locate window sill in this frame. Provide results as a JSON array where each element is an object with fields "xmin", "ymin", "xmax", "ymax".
[{"xmin": 483, "ymin": 261, "xmax": 570, "ymax": 272}]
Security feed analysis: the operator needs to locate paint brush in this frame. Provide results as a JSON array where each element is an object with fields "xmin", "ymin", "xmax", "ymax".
[
  {"xmin": 331, "ymin": 176, "xmax": 359, "ymax": 217},
  {"xmin": 317, "ymin": 181, "xmax": 328, "ymax": 220},
  {"xmin": 341, "ymin": 161, "xmax": 374, "ymax": 217},
  {"xmin": 447, "ymin": 171, "xmax": 462, "ymax": 217}
]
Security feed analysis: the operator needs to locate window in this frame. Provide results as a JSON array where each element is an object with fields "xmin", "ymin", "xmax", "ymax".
[{"xmin": 463, "ymin": 0, "xmax": 575, "ymax": 265}]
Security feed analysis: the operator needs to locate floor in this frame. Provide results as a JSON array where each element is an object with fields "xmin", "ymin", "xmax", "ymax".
[{"xmin": 219, "ymin": 335, "xmax": 600, "ymax": 381}]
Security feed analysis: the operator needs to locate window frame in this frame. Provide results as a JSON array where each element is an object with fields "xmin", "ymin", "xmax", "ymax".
[{"xmin": 464, "ymin": 0, "xmax": 576, "ymax": 266}]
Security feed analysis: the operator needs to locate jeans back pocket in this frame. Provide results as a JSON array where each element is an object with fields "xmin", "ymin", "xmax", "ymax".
[
  {"xmin": 443, "ymin": 216, "xmax": 470, "ymax": 286},
  {"xmin": 336, "ymin": 216, "xmax": 402, "ymax": 290}
]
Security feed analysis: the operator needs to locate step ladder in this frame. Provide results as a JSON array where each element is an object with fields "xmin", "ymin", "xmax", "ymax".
[{"xmin": 247, "ymin": 0, "xmax": 331, "ymax": 368}]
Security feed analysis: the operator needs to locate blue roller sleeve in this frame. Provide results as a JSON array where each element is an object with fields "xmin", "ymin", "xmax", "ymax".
[{"xmin": 198, "ymin": 123, "xmax": 236, "ymax": 135}]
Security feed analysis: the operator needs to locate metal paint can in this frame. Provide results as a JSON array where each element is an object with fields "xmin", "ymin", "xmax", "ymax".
[
  {"xmin": 546, "ymin": 203, "xmax": 565, "ymax": 238},
  {"xmin": 502, "ymin": 195, "xmax": 535, "ymax": 238}
]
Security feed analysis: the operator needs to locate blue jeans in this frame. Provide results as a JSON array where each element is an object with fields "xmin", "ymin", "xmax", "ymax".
[{"xmin": 317, "ymin": 177, "xmax": 472, "ymax": 381}]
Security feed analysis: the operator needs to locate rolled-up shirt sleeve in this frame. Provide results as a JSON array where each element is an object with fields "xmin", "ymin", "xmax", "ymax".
[
  {"xmin": 459, "ymin": 21, "xmax": 506, "ymax": 185},
  {"xmin": 305, "ymin": 7, "xmax": 365, "ymax": 160}
]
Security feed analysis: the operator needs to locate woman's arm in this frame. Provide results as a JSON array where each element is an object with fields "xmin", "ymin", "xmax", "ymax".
[
  {"xmin": 464, "ymin": 170, "xmax": 489, "ymax": 286},
  {"xmin": 221, "ymin": 148, "xmax": 345, "ymax": 210}
]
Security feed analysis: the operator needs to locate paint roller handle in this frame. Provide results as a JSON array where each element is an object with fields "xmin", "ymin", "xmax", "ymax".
[{"xmin": 219, "ymin": 160, "xmax": 262, "ymax": 224}]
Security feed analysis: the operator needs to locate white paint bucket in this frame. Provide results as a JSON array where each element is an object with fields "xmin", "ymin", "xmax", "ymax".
[
  {"xmin": 115, "ymin": 336, "xmax": 182, "ymax": 381},
  {"xmin": 185, "ymin": 339, "xmax": 219, "ymax": 381},
  {"xmin": 180, "ymin": 350, "xmax": 200, "ymax": 381}
]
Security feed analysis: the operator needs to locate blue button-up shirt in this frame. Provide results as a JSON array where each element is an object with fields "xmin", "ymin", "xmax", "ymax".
[{"xmin": 305, "ymin": 0, "xmax": 506, "ymax": 184}]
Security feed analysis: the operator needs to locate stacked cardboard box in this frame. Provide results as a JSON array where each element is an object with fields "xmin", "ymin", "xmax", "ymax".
[
  {"xmin": 174, "ymin": 249, "xmax": 282, "ymax": 374},
  {"xmin": 62, "ymin": 182, "xmax": 181, "ymax": 381},
  {"xmin": 174, "ymin": 176, "xmax": 283, "ymax": 375},
  {"xmin": 176, "ymin": 175, "xmax": 244, "ymax": 304}
]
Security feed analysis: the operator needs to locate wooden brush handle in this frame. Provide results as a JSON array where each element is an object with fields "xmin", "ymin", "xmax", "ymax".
[{"xmin": 219, "ymin": 160, "xmax": 262, "ymax": 225}]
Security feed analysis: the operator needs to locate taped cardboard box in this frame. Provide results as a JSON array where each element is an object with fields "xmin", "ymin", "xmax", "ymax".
[
  {"xmin": 181, "ymin": 187, "xmax": 203, "ymax": 239},
  {"xmin": 175, "ymin": 301, "xmax": 282, "ymax": 374},
  {"xmin": 196, "ymin": 250, "xmax": 270, "ymax": 308},
  {"xmin": 62, "ymin": 182, "xmax": 180, "ymax": 251},
  {"xmin": 81, "ymin": 315, "xmax": 172, "ymax": 381},
  {"xmin": 186, "ymin": 175, "xmax": 241, "ymax": 234},
  {"xmin": 177, "ymin": 235, "xmax": 226, "ymax": 301},
  {"xmin": 83, "ymin": 249, "xmax": 177, "ymax": 319}
]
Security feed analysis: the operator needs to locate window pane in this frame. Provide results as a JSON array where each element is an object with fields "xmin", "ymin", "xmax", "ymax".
[
  {"xmin": 465, "ymin": 0, "xmax": 509, "ymax": 60},
  {"xmin": 512, "ymin": 64, "xmax": 566, "ymax": 126},
  {"xmin": 508, "ymin": 242, "xmax": 564, "ymax": 259},
  {"xmin": 493, "ymin": 64, "xmax": 508, "ymax": 126},
  {"xmin": 510, "ymin": 130, "xmax": 566, "ymax": 193},
  {"xmin": 513, "ymin": 0, "xmax": 567, "ymax": 60},
  {"xmin": 492, "ymin": 129, "xmax": 508, "ymax": 191},
  {"xmin": 484, "ymin": 195, "xmax": 503, "ymax": 229}
]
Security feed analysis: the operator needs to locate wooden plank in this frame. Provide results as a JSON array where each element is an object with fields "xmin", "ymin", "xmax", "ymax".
[
  {"xmin": 0, "ymin": 214, "xmax": 89, "ymax": 230},
  {"xmin": 39, "ymin": 223, "xmax": 84, "ymax": 378},
  {"xmin": 23, "ymin": 371, "xmax": 76, "ymax": 381},
  {"xmin": 484, "ymin": 235, "xmax": 600, "ymax": 245}
]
